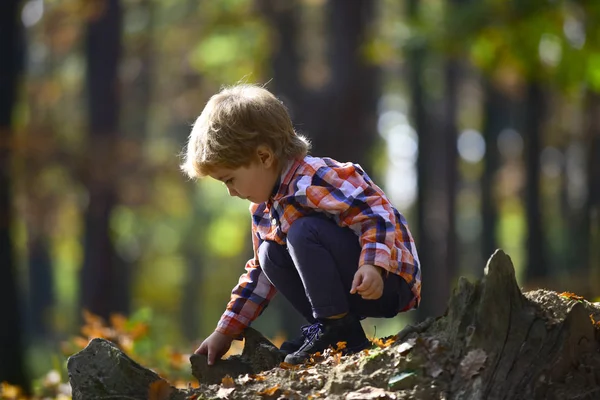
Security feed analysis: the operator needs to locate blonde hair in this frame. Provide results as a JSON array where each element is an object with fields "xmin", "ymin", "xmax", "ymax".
[{"xmin": 180, "ymin": 84, "xmax": 310, "ymax": 178}]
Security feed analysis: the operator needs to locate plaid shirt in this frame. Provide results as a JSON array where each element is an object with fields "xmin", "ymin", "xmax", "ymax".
[{"xmin": 216, "ymin": 156, "xmax": 421, "ymax": 337}]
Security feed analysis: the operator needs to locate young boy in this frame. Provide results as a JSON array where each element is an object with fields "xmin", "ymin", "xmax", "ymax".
[{"xmin": 181, "ymin": 84, "xmax": 421, "ymax": 366}]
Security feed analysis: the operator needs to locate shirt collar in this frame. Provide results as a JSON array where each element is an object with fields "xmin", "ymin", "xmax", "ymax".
[{"xmin": 270, "ymin": 157, "xmax": 303, "ymax": 201}]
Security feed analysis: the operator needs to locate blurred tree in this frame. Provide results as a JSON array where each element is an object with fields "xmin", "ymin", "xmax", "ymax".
[
  {"xmin": 405, "ymin": 0, "xmax": 441, "ymax": 321},
  {"xmin": 0, "ymin": 0, "xmax": 28, "ymax": 389},
  {"xmin": 258, "ymin": 0, "xmax": 306, "ymax": 337},
  {"xmin": 481, "ymin": 80, "xmax": 510, "ymax": 270},
  {"xmin": 409, "ymin": 0, "xmax": 456, "ymax": 320},
  {"xmin": 80, "ymin": 0, "xmax": 129, "ymax": 320},
  {"xmin": 308, "ymin": 0, "xmax": 379, "ymax": 171},
  {"xmin": 523, "ymin": 83, "xmax": 546, "ymax": 281},
  {"xmin": 584, "ymin": 91, "xmax": 600, "ymax": 294}
]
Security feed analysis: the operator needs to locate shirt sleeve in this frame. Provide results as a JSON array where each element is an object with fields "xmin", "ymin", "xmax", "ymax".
[
  {"xmin": 295, "ymin": 163, "xmax": 397, "ymax": 271},
  {"xmin": 215, "ymin": 217, "xmax": 277, "ymax": 338}
]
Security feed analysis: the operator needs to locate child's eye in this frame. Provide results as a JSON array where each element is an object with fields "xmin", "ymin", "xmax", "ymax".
[{"xmin": 224, "ymin": 178, "xmax": 233, "ymax": 185}]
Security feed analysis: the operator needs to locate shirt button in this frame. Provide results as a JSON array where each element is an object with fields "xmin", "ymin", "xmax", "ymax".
[{"xmin": 271, "ymin": 218, "xmax": 277, "ymax": 226}]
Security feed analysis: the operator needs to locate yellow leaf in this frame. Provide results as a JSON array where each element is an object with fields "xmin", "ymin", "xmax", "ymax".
[
  {"xmin": 110, "ymin": 313, "xmax": 127, "ymax": 333},
  {"xmin": 148, "ymin": 380, "xmax": 173, "ymax": 400},
  {"xmin": 559, "ymin": 292, "xmax": 584, "ymax": 301},
  {"xmin": 221, "ymin": 375, "xmax": 235, "ymax": 388},
  {"xmin": 257, "ymin": 385, "xmax": 280, "ymax": 396}
]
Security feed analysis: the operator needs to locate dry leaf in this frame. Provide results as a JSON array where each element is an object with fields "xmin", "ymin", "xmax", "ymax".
[
  {"xmin": 148, "ymin": 380, "xmax": 173, "ymax": 400},
  {"xmin": 279, "ymin": 362, "xmax": 297, "ymax": 370},
  {"xmin": 345, "ymin": 386, "xmax": 397, "ymax": 399},
  {"xmin": 559, "ymin": 291, "xmax": 584, "ymax": 301},
  {"xmin": 336, "ymin": 341, "xmax": 347, "ymax": 350},
  {"xmin": 459, "ymin": 349, "xmax": 487, "ymax": 379},
  {"xmin": 221, "ymin": 375, "xmax": 235, "ymax": 388},
  {"xmin": 257, "ymin": 385, "xmax": 280, "ymax": 397},
  {"xmin": 216, "ymin": 387, "xmax": 235, "ymax": 399},
  {"xmin": 372, "ymin": 337, "xmax": 395, "ymax": 348}
]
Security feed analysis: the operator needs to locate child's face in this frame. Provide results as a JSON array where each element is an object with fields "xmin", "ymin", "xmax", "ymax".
[{"xmin": 208, "ymin": 147, "xmax": 280, "ymax": 204}]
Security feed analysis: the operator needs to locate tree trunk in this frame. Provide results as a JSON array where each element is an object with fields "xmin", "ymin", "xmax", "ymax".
[
  {"xmin": 584, "ymin": 91, "xmax": 600, "ymax": 295},
  {"xmin": 523, "ymin": 83, "xmax": 546, "ymax": 281},
  {"xmin": 480, "ymin": 80, "xmax": 509, "ymax": 274},
  {"xmin": 0, "ymin": 0, "xmax": 28, "ymax": 389},
  {"xmin": 313, "ymin": 0, "xmax": 379, "ymax": 171},
  {"xmin": 80, "ymin": 0, "xmax": 129, "ymax": 320},
  {"xmin": 441, "ymin": 47, "xmax": 459, "ymax": 287},
  {"xmin": 408, "ymin": 0, "xmax": 454, "ymax": 321},
  {"xmin": 257, "ymin": 0, "xmax": 307, "ymax": 338},
  {"xmin": 28, "ymin": 235, "xmax": 54, "ymax": 337}
]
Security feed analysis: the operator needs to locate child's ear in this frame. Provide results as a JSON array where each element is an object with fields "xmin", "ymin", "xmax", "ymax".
[{"xmin": 256, "ymin": 145, "xmax": 275, "ymax": 167}]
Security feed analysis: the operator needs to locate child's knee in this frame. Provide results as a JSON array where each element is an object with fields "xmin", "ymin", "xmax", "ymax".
[{"xmin": 287, "ymin": 216, "xmax": 322, "ymax": 246}]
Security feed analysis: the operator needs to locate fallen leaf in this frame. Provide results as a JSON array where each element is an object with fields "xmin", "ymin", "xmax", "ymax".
[
  {"xmin": 216, "ymin": 387, "xmax": 235, "ymax": 399},
  {"xmin": 238, "ymin": 374, "xmax": 253, "ymax": 385},
  {"xmin": 279, "ymin": 362, "xmax": 297, "ymax": 370},
  {"xmin": 559, "ymin": 291, "xmax": 584, "ymax": 301},
  {"xmin": 148, "ymin": 380, "xmax": 173, "ymax": 400},
  {"xmin": 257, "ymin": 385, "xmax": 280, "ymax": 397},
  {"xmin": 221, "ymin": 375, "xmax": 235, "ymax": 388},
  {"xmin": 397, "ymin": 338, "xmax": 416, "ymax": 354},
  {"xmin": 345, "ymin": 386, "xmax": 397, "ymax": 399},
  {"xmin": 336, "ymin": 341, "xmax": 347, "ymax": 350},
  {"xmin": 459, "ymin": 349, "xmax": 487, "ymax": 379},
  {"xmin": 334, "ymin": 352, "xmax": 342, "ymax": 364}
]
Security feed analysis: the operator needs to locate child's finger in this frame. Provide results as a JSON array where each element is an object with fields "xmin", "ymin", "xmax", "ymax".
[
  {"xmin": 207, "ymin": 348, "xmax": 215, "ymax": 365},
  {"xmin": 350, "ymin": 272, "xmax": 363, "ymax": 294}
]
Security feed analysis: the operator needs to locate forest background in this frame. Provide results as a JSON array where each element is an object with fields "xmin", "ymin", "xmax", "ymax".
[{"xmin": 1, "ymin": 0, "xmax": 599, "ymax": 395}]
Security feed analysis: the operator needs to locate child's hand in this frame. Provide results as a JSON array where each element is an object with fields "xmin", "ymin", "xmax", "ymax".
[
  {"xmin": 194, "ymin": 331, "xmax": 234, "ymax": 365},
  {"xmin": 350, "ymin": 264, "xmax": 384, "ymax": 300}
]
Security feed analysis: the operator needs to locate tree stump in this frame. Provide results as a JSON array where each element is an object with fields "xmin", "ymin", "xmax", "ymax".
[{"xmin": 416, "ymin": 249, "xmax": 600, "ymax": 400}]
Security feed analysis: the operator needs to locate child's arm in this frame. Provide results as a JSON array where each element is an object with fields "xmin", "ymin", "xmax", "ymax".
[{"xmin": 215, "ymin": 215, "xmax": 277, "ymax": 339}]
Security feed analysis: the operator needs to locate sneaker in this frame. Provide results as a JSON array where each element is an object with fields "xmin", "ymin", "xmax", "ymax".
[
  {"xmin": 279, "ymin": 325, "xmax": 315, "ymax": 355},
  {"xmin": 284, "ymin": 314, "xmax": 370, "ymax": 365}
]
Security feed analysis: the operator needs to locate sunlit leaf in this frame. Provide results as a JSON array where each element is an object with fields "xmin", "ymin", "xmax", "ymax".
[
  {"xmin": 148, "ymin": 380, "xmax": 173, "ymax": 400},
  {"xmin": 221, "ymin": 375, "xmax": 235, "ymax": 388}
]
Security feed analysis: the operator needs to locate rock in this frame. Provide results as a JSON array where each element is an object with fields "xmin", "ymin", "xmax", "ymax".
[
  {"xmin": 190, "ymin": 327, "xmax": 284, "ymax": 384},
  {"xmin": 67, "ymin": 338, "xmax": 177, "ymax": 400}
]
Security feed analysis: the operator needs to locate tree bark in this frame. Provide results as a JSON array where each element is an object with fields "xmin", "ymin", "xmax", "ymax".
[
  {"xmin": 80, "ymin": 0, "xmax": 129, "ymax": 320},
  {"xmin": 0, "ymin": 0, "xmax": 28, "ymax": 389}
]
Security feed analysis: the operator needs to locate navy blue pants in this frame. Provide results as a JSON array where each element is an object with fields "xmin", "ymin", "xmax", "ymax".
[{"xmin": 258, "ymin": 215, "xmax": 413, "ymax": 322}]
